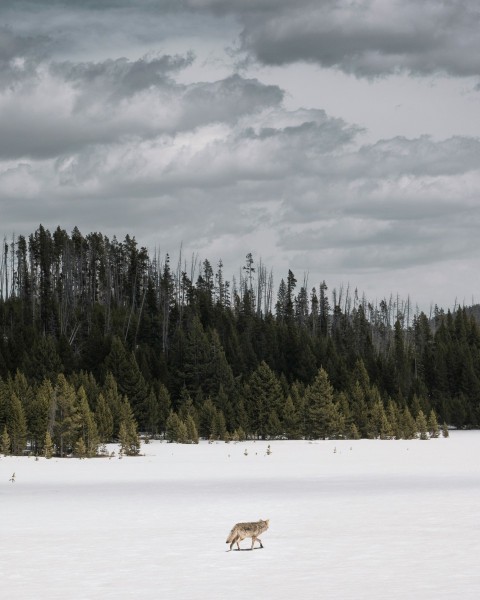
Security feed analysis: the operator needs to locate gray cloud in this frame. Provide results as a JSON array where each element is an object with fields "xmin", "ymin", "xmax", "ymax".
[
  {"xmin": 54, "ymin": 54, "xmax": 195, "ymax": 99},
  {"xmin": 0, "ymin": 48, "xmax": 283, "ymax": 160},
  {"xmin": 0, "ymin": 0, "xmax": 479, "ymax": 310},
  {"xmin": 228, "ymin": 0, "xmax": 480, "ymax": 80},
  {"xmin": 5, "ymin": 1, "xmax": 480, "ymax": 81},
  {"xmin": 0, "ymin": 26, "xmax": 52, "ymax": 88}
]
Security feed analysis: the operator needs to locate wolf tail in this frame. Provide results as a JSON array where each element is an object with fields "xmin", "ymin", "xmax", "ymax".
[{"xmin": 226, "ymin": 527, "xmax": 237, "ymax": 544}]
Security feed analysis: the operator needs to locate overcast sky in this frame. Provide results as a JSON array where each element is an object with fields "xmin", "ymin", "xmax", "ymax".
[{"xmin": 1, "ymin": 0, "xmax": 480, "ymax": 312}]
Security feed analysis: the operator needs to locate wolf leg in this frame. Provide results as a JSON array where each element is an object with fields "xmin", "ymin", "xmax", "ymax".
[
  {"xmin": 251, "ymin": 537, "xmax": 263, "ymax": 549},
  {"xmin": 230, "ymin": 534, "xmax": 241, "ymax": 551}
]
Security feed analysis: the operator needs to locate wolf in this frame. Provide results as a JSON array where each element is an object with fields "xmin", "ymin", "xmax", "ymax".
[{"xmin": 226, "ymin": 519, "xmax": 269, "ymax": 551}]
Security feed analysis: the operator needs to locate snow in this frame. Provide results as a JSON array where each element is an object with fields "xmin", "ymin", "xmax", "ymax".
[{"xmin": 1, "ymin": 432, "xmax": 480, "ymax": 599}]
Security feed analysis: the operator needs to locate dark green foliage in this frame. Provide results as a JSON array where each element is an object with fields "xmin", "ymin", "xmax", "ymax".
[
  {"xmin": 95, "ymin": 393, "xmax": 114, "ymax": 443},
  {"xmin": 185, "ymin": 414, "xmax": 199, "ymax": 444},
  {"xmin": 27, "ymin": 379, "xmax": 52, "ymax": 454},
  {"xmin": 305, "ymin": 368, "xmax": 337, "ymax": 439},
  {"xmin": 52, "ymin": 374, "xmax": 79, "ymax": 457},
  {"xmin": 0, "ymin": 225, "xmax": 476, "ymax": 453},
  {"xmin": 44, "ymin": 431, "xmax": 54, "ymax": 458},
  {"xmin": 166, "ymin": 411, "xmax": 183, "ymax": 443},
  {"xmin": 416, "ymin": 410, "xmax": 429, "ymax": 440},
  {"xmin": 428, "ymin": 409, "xmax": 440, "ymax": 438},
  {"xmin": 245, "ymin": 361, "xmax": 283, "ymax": 438},
  {"xmin": 77, "ymin": 386, "xmax": 99, "ymax": 457},
  {"xmin": 282, "ymin": 395, "xmax": 301, "ymax": 439},
  {"xmin": 118, "ymin": 398, "xmax": 141, "ymax": 455},
  {"xmin": 1, "ymin": 425, "xmax": 11, "ymax": 454},
  {"xmin": 4, "ymin": 392, "xmax": 28, "ymax": 454},
  {"xmin": 23, "ymin": 336, "xmax": 62, "ymax": 384},
  {"xmin": 105, "ymin": 337, "xmax": 149, "ymax": 426}
]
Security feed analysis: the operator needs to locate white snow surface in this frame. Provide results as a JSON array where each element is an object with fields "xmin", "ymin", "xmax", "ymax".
[{"xmin": 2, "ymin": 431, "xmax": 480, "ymax": 599}]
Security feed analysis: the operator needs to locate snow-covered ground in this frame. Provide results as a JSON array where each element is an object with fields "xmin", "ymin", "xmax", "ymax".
[{"xmin": 1, "ymin": 432, "xmax": 480, "ymax": 599}]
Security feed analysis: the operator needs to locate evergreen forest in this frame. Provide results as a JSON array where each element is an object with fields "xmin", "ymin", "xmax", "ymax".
[{"xmin": 1, "ymin": 225, "xmax": 478, "ymax": 456}]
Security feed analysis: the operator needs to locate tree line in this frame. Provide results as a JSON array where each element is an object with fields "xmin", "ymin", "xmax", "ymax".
[{"xmin": 0, "ymin": 225, "xmax": 477, "ymax": 455}]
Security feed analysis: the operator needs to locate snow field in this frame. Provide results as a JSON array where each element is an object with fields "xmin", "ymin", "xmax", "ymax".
[{"xmin": 1, "ymin": 432, "xmax": 480, "ymax": 599}]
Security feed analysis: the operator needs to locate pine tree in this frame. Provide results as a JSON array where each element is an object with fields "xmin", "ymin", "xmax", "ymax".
[
  {"xmin": 23, "ymin": 335, "xmax": 63, "ymax": 383},
  {"xmin": 95, "ymin": 393, "xmax": 114, "ymax": 443},
  {"xmin": 104, "ymin": 337, "xmax": 149, "ymax": 427},
  {"xmin": 177, "ymin": 420, "xmax": 189, "ymax": 444},
  {"xmin": 178, "ymin": 386, "xmax": 198, "ymax": 425},
  {"xmin": 416, "ymin": 410, "xmax": 429, "ymax": 440},
  {"xmin": 199, "ymin": 397, "xmax": 217, "ymax": 439},
  {"xmin": 53, "ymin": 374, "xmax": 80, "ymax": 457},
  {"xmin": 44, "ymin": 431, "xmax": 54, "ymax": 458},
  {"xmin": 127, "ymin": 418, "xmax": 141, "ymax": 455},
  {"xmin": 166, "ymin": 410, "xmax": 182, "ymax": 443},
  {"xmin": 28, "ymin": 379, "xmax": 53, "ymax": 454},
  {"xmin": 246, "ymin": 361, "xmax": 283, "ymax": 439},
  {"xmin": 1, "ymin": 425, "xmax": 11, "ymax": 455},
  {"xmin": 185, "ymin": 414, "xmax": 199, "ymax": 444},
  {"xmin": 74, "ymin": 437, "xmax": 87, "ymax": 458},
  {"xmin": 6, "ymin": 392, "xmax": 28, "ymax": 454},
  {"xmin": 103, "ymin": 372, "xmax": 123, "ymax": 436},
  {"xmin": 329, "ymin": 401, "xmax": 346, "ymax": 439},
  {"xmin": 77, "ymin": 386, "xmax": 99, "ymax": 457},
  {"xmin": 380, "ymin": 412, "xmax": 394, "ymax": 440},
  {"xmin": 234, "ymin": 398, "xmax": 250, "ymax": 437},
  {"xmin": 143, "ymin": 388, "xmax": 160, "ymax": 437},
  {"xmin": 182, "ymin": 316, "xmax": 211, "ymax": 396},
  {"xmin": 348, "ymin": 423, "xmax": 361, "ymax": 440},
  {"xmin": 305, "ymin": 368, "xmax": 337, "ymax": 439},
  {"xmin": 337, "ymin": 392, "xmax": 353, "ymax": 436},
  {"xmin": 427, "ymin": 410, "xmax": 440, "ymax": 438},
  {"xmin": 233, "ymin": 426, "xmax": 246, "ymax": 441},
  {"xmin": 442, "ymin": 422, "xmax": 449, "ymax": 438},
  {"xmin": 215, "ymin": 384, "xmax": 234, "ymax": 432},
  {"xmin": 282, "ymin": 395, "xmax": 301, "ymax": 439},
  {"xmin": 211, "ymin": 409, "xmax": 227, "ymax": 441},
  {"xmin": 368, "ymin": 392, "xmax": 387, "ymax": 439},
  {"xmin": 386, "ymin": 399, "xmax": 401, "ymax": 439},
  {"xmin": 401, "ymin": 406, "xmax": 417, "ymax": 439},
  {"xmin": 156, "ymin": 383, "xmax": 171, "ymax": 436},
  {"xmin": 118, "ymin": 421, "xmax": 129, "ymax": 453},
  {"xmin": 349, "ymin": 380, "xmax": 369, "ymax": 438},
  {"xmin": 118, "ymin": 398, "xmax": 140, "ymax": 455},
  {"xmin": 266, "ymin": 409, "xmax": 282, "ymax": 439},
  {"xmin": 207, "ymin": 329, "xmax": 235, "ymax": 396}
]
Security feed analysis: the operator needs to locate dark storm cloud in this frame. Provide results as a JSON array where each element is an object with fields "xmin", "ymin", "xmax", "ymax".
[
  {"xmin": 0, "ymin": 48, "xmax": 283, "ymax": 160},
  {"xmin": 204, "ymin": 0, "xmax": 480, "ymax": 80},
  {"xmin": 0, "ymin": 25, "xmax": 53, "ymax": 61},
  {"xmin": 0, "ymin": 26, "xmax": 52, "ymax": 87},
  {"xmin": 53, "ymin": 53, "xmax": 195, "ymax": 101},
  {"xmin": 4, "ymin": 1, "xmax": 479, "ymax": 80}
]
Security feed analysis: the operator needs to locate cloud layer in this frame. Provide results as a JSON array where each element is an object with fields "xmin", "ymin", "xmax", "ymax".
[{"xmin": 0, "ymin": 1, "xmax": 479, "ymax": 310}]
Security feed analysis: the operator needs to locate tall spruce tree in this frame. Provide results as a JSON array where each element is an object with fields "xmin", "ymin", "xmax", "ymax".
[
  {"xmin": 105, "ymin": 336, "xmax": 149, "ymax": 427},
  {"xmin": 95, "ymin": 393, "xmax": 114, "ymax": 443},
  {"xmin": 6, "ymin": 393, "xmax": 28, "ymax": 455},
  {"xmin": 1, "ymin": 425, "xmax": 11, "ymax": 455},
  {"xmin": 53, "ymin": 374, "xmax": 79, "ymax": 457},
  {"xmin": 77, "ymin": 386, "xmax": 99, "ymax": 457},
  {"xmin": 305, "ymin": 368, "xmax": 337, "ymax": 439}
]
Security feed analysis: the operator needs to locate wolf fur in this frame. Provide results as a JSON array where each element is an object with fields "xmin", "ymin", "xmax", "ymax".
[{"xmin": 226, "ymin": 519, "xmax": 269, "ymax": 551}]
